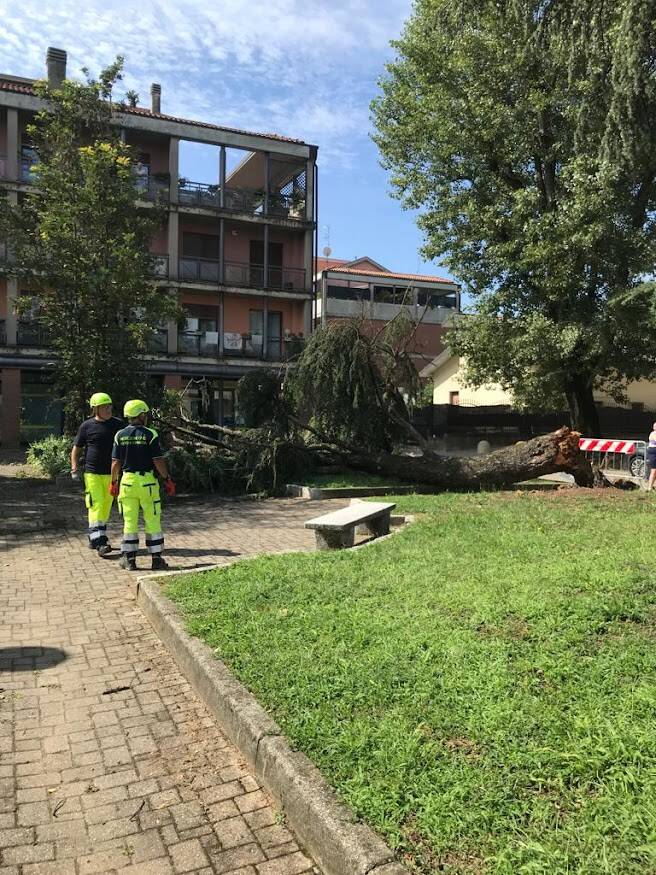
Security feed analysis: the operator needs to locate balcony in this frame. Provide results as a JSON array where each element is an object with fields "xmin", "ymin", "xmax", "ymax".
[
  {"xmin": 135, "ymin": 176, "xmax": 170, "ymax": 202},
  {"xmin": 17, "ymin": 320, "xmax": 48, "ymax": 347},
  {"xmin": 177, "ymin": 180, "xmax": 307, "ymax": 220},
  {"xmin": 176, "ymin": 329, "xmax": 305, "ymax": 361},
  {"xmin": 149, "ymin": 254, "xmax": 169, "ymax": 279},
  {"xmin": 148, "ymin": 328, "xmax": 169, "ymax": 353},
  {"xmin": 178, "ymin": 258, "xmax": 307, "ymax": 292},
  {"xmin": 178, "ymin": 181, "xmax": 222, "ymax": 209},
  {"xmin": 179, "ymin": 257, "xmax": 221, "ymax": 284}
]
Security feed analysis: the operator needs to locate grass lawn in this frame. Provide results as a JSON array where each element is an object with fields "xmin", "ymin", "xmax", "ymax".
[
  {"xmin": 166, "ymin": 491, "xmax": 656, "ymax": 874},
  {"xmin": 297, "ymin": 471, "xmax": 412, "ymax": 489}
]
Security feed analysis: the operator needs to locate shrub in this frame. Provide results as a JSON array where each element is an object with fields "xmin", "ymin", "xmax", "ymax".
[
  {"xmin": 26, "ymin": 434, "xmax": 71, "ymax": 479},
  {"xmin": 166, "ymin": 446, "xmax": 241, "ymax": 494}
]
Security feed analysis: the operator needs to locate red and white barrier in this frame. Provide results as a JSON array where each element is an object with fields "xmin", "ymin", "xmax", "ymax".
[{"xmin": 579, "ymin": 438, "xmax": 636, "ymax": 454}]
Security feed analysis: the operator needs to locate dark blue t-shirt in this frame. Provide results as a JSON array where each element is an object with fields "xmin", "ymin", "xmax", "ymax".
[
  {"xmin": 112, "ymin": 425, "xmax": 163, "ymax": 473},
  {"xmin": 74, "ymin": 417, "xmax": 124, "ymax": 474}
]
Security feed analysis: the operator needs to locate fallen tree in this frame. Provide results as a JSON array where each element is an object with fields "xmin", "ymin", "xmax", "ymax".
[
  {"xmin": 159, "ymin": 412, "xmax": 592, "ymax": 493},
  {"xmin": 155, "ymin": 320, "xmax": 593, "ymax": 494}
]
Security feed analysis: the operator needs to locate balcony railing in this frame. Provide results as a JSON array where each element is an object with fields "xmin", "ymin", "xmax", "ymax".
[
  {"xmin": 176, "ymin": 330, "xmax": 305, "ymax": 361},
  {"xmin": 223, "ymin": 261, "xmax": 307, "ymax": 291},
  {"xmin": 177, "ymin": 180, "xmax": 307, "ymax": 220},
  {"xmin": 148, "ymin": 328, "xmax": 169, "ymax": 353},
  {"xmin": 179, "ymin": 257, "xmax": 221, "ymax": 284},
  {"xmin": 178, "ymin": 181, "xmax": 222, "ymax": 208},
  {"xmin": 178, "ymin": 331, "xmax": 220, "ymax": 357},
  {"xmin": 135, "ymin": 176, "xmax": 170, "ymax": 202},
  {"xmin": 20, "ymin": 156, "xmax": 37, "ymax": 183},
  {"xmin": 179, "ymin": 258, "xmax": 307, "ymax": 291},
  {"xmin": 149, "ymin": 254, "xmax": 169, "ymax": 278},
  {"xmin": 17, "ymin": 320, "xmax": 48, "ymax": 347}
]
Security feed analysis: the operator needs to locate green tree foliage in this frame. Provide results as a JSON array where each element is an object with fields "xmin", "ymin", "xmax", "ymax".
[
  {"xmin": 289, "ymin": 317, "xmax": 422, "ymax": 452},
  {"xmin": 0, "ymin": 58, "xmax": 177, "ymax": 432},
  {"xmin": 237, "ymin": 370, "xmax": 289, "ymax": 430},
  {"xmin": 372, "ymin": 0, "xmax": 656, "ymax": 433}
]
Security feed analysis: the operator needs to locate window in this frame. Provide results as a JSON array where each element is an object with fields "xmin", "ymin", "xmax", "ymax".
[
  {"xmin": 182, "ymin": 233, "xmax": 220, "ymax": 259},
  {"xmin": 449, "ymin": 391, "xmax": 460, "ymax": 406},
  {"xmin": 373, "ymin": 285, "xmax": 414, "ymax": 305},
  {"xmin": 326, "ymin": 282, "xmax": 369, "ymax": 302}
]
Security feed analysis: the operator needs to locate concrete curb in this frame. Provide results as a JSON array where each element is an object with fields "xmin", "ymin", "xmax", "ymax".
[
  {"xmin": 286, "ymin": 483, "xmax": 434, "ymax": 500},
  {"xmin": 136, "ymin": 573, "xmax": 410, "ymax": 875}
]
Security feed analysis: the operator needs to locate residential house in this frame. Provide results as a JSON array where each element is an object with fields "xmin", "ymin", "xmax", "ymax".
[{"xmin": 314, "ymin": 256, "xmax": 460, "ymax": 374}]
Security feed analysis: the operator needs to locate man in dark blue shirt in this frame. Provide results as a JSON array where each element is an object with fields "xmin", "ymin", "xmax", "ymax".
[
  {"xmin": 111, "ymin": 399, "xmax": 176, "ymax": 572},
  {"xmin": 71, "ymin": 392, "xmax": 123, "ymax": 556}
]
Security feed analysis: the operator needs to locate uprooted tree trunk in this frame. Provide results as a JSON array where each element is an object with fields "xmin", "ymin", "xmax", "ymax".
[
  {"xmin": 161, "ymin": 414, "xmax": 593, "ymax": 492},
  {"xmin": 342, "ymin": 426, "xmax": 593, "ymax": 489}
]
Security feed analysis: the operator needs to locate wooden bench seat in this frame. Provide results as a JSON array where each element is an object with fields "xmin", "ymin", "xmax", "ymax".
[{"xmin": 305, "ymin": 502, "xmax": 396, "ymax": 550}]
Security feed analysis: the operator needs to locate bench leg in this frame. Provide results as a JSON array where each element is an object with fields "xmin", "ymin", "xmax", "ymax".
[
  {"xmin": 315, "ymin": 527, "xmax": 355, "ymax": 550},
  {"xmin": 364, "ymin": 511, "xmax": 390, "ymax": 538}
]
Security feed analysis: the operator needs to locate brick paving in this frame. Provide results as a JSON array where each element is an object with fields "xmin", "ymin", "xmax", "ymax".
[{"xmin": 0, "ymin": 469, "xmax": 346, "ymax": 874}]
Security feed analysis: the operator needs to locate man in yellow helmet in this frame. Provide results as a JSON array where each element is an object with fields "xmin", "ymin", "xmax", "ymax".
[
  {"xmin": 71, "ymin": 392, "xmax": 123, "ymax": 556},
  {"xmin": 110, "ymin": 399, "xmax": 176, "ymax": 571}
]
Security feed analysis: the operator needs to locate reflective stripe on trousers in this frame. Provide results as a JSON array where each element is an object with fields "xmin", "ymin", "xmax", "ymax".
[
  {"xmin": 118, "ymin": 471, "xmax": 164, "ymax": 555},
  {"xmin": 84, "ymin": 473, "xmax": 114, "ymax": 545}
]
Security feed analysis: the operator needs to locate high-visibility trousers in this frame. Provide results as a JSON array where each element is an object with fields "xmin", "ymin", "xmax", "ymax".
[
  {"xmin": 118, "ymin": 471, "xmax": 164, "ymax": 556},
  {"xmin": 84, "ymin": 473, "xmax": 114, "ymax": 546}
]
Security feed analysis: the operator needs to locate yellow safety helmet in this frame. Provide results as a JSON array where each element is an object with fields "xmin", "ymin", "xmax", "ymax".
[
  {"xmin": 89, "ymin": 392, "xmax": 112, "ymax": 408},
  {"xmin": 123, "ymin": 399, "xmax": 149, "ymax": 418}
]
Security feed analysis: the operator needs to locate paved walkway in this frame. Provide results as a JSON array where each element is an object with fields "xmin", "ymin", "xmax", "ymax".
[{"xmin": 0, "ymin": 470, "xmax": 345, "ymax": 874}]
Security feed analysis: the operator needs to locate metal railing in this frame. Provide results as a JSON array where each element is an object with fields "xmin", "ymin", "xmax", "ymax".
[
  {"xmin": 20, "ymin": 155, "xmax": 37, "ymax": 183},
  {"xmin": 148, "ymin": 329, "xmax": 169, "ymax": 353},
  {"xmin": 135, "ymin": 177, "xmax": 170, "ymax": 202},
  {"xmin": 179, "ymin": 257, "xmax": 221, "ymax": 284},
  {"xmin": 177, "ymin": 331, "xmax": 220, "ymax": 357},
  {"xmin": 178, "ymin": 181, "xmax": 221, "ymax": 208},
  {"xmin": 176, "ymin": 180, "xmax": 307, "ymax": 220},
  {"xmin": 174, "ymin": 330, "xmax": 306, "ymax": 361},
  {"xmin": 581, "ymin": 440, "xmax": 647, "ymax": 480},
  {"xmin": 223, "ymin": 260, "xmax": 307, "ymax": 291},
  {"xmin": 148, "ymin": 254, "xmax": 169, "ymax": 278},
  {"xmin": 17, "ymin": 320, "xmax": 48, "ymax": 347}
]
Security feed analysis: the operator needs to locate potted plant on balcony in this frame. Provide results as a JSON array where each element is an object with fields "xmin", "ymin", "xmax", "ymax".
[{"xmin": 289, "ymin": 190, "xmax": 306, "ymax": 219}]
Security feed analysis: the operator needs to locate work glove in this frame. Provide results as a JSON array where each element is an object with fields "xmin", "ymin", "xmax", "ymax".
[
  {"xmin": 70, "ymin": 470, "xmax": 80, "ymax": 481},
  {"xmin": 164, "ymin": 477, "xmax": 176, "ymax": 497},
  {"xmin": 109, "ymin": 481, "xmax": 120, "ymax": 497}
]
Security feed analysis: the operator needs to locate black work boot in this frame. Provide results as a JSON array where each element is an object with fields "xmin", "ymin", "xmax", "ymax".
[
  {"xmin": 151, "ymin": 555, "xmax": 169, "ymax": 572},
  {"xmin": 97, "ymin": 543, "xmax": 112, "ymax": 558},
  {"xmin": 119, "ymin": 553, "xmax": 138, "ymax": 571},
  {"xmin": 88, "ymin": 540, "xmax": 98, "ymax": 551}
]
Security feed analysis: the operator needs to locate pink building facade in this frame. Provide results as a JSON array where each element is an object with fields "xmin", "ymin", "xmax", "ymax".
[{"xmin": 0, "ymin": 48, "xmax": 317, "ymax": 443}]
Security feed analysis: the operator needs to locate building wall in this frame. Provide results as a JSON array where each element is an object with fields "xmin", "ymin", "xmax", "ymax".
[
  {"xmin": 431, "ymin": 355, "xmax": 656, "ymax": 411},
  {"xmin": 431, "ymin": 356, "xmax": 512, "ymax": 406}
]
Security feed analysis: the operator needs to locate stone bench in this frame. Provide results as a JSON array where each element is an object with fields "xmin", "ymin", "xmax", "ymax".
[{"xmin": 305, "ymin": 502, "xmax": 396, "ymax": 550}]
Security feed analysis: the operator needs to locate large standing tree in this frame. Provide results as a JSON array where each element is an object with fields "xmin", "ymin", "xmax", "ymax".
[
  {"xmin": 372, "ymin": 0, "xmax": 656, "ymax": 433},
  {"xmin": 0, "ymin": 58, "xmax": 176, "ymax": 432}
]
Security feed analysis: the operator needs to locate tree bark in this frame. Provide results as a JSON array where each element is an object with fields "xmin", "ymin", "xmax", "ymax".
[
  {"xmin": 342, "ymin": 426, "xmax": 593, "ymax": 489},
  {"xmin": 564, "ymin": 375, "xmax": 600, "ymax": 435}
]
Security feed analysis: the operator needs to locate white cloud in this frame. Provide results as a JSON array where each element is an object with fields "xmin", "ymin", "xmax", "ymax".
[{"xmin": 0, "ymin": 0, "xmax": 409, "ymax": 168}]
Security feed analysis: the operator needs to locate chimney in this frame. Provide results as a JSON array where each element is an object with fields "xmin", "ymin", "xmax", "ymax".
[
  {"xmin": 46, "ymin": 47, "xmax": 67, "ymax": 88},
  {"xmin": 150, "ymin": 83, "xmax": 161, "ymax": 114}
]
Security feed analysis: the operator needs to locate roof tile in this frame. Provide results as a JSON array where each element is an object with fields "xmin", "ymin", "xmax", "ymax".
[{"xmin": 0, "ymin": 78, "xmax": 309, "ymax": 146}]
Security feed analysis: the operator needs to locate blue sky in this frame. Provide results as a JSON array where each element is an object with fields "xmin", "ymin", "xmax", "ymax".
[{"xmin": 0, "ymin": 0, "xmax": 454, "ymax": 281}]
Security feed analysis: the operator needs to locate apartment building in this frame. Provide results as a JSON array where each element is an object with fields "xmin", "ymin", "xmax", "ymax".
[
  {"xmin": 0, "ymin": 48, "xmax": 317, "ymax": 446},
  {"xmin": 314, "ymin": 256, "xmax": 460, "ymax": 373}
]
